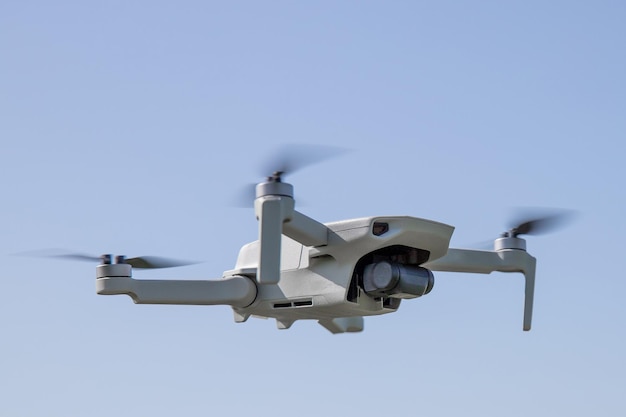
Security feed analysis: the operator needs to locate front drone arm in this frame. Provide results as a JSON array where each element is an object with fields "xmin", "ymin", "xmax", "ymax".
[
  {"xmin": 254, "ymin": 180, "xmax": 329, "ymax": 285},
  {"xmin": 96, "ymin": 264, "xmax": 257, "ymax": 308},
  {"xmin": 423, "ymin": 248, "xmax": 537, "ymax": 331}
]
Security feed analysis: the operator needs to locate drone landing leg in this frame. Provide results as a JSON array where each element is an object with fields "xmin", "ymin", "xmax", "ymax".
[
  {"xmin": 96, "ymin": 275, "xmax": 257, "ymax": 308},
  {"xmin": 423, "ymin": 248, "xmax": 536, "ymax": 331}
]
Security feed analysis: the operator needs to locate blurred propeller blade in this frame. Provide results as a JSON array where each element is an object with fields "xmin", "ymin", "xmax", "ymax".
[
  {"xmin": 231, "ymin": 183, "xmax": 258, "ymax": 207},
  {"xmin": 125, "ymin": 256, "xmax": 197, "ymax": 269},
  {"xmin": 15, "ymin": 249, "xmax": 101, "ymax": 263},
  {"xmin": 508, "ymin": 208, "xmax": 577, "ymax": 236},
  {"xmin": 51, "ymin": 253, "xmax": 103, "ymax": 263},
  {"xmin": 18, "ymin": 249, "xmax": 198, "ymax": 269},
  {"xmin": 460, "ymin": 208, "xmax": 577, "ymax": 248},
  {"xmin": 232, "ymin": 144, "xmax": 350, "ymax": 207},
  {"xmin": 259, "ymin": 144, "xmax": 351, "ymax": 179}
]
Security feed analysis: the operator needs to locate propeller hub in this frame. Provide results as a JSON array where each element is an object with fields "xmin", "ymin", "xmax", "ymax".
[
  {"xmin": 268, "ymin": 171, "xmax": 284, "ymax": 182},
  {"xmin": 255, "ymin": 180, "xmax": 294, "ymax": 199},
  {"xmin": 494, "ymin": 236, "xmax": 527, "ymax": 251}
]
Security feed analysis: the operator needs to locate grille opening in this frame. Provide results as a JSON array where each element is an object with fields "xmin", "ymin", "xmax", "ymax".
[{"xmin": 273, "ymin": 299, "xmax": 313, "ymax": 309}]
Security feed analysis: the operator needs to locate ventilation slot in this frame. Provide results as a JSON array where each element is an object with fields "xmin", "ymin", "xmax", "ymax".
[{"xmin": 273, "ymin": 299, "xmax": 313, "ymax": 309}]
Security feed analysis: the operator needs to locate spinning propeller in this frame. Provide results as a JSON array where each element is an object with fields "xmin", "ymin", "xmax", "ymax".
[
  {"xmin": 19, "ymin": 249, "xmax": 196, "ymax": 269},
  {"xmin": 463, "ymin": 208, "xmax": 576, "ymax": 251},
  {"xmin": 234, "ymin": 144, "xmax": 350, "ymax": 207},
  {"xmin": 504, "ymin": 208, "xmax": 576, "ymax": 237},
  {"xmin": 494, "ymin": 208, "xmax": 576, "ymax": 251},
  {"xmin": 258, "ymin": 143, "xmax": 350, "ymax": 180}
]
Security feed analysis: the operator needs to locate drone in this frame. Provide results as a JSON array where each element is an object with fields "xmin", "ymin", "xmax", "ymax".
[{"xmin": 44, "ymin": 147, "xmax": 571, "ymax": 333}]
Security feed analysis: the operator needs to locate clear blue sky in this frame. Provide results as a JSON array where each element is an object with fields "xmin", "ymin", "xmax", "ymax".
[{"xmin": 2, "ymin": 1, "xmax": 624, "ymax": 416}]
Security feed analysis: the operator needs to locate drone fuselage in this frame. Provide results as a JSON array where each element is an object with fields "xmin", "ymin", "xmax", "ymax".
[{"xmin": 224, "ymin": 216, "xmax": 454, "ymax": 330}]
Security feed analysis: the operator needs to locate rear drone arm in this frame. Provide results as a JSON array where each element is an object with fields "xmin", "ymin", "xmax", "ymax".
[
  {"xmin": 423, "ymin": 248, "xmax": 537, "ymax": 331},
  {"xmin": 95, "ymin": 263, "xmax": 257, "ymax": 308}
]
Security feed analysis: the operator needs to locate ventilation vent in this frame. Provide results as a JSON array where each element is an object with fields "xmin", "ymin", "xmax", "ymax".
[{"xmin": 273, "ymin": 299, "xmax": 313, "ymax": 309}]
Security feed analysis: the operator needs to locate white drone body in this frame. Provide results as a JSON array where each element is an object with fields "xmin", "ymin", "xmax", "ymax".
[{"xmin": 96, "ymin": 176, "xmax": 537, "ymax": 334}]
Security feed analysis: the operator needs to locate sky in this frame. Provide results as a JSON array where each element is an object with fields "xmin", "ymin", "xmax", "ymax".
[{"xmin": 1, "ymin": 1, "xmax": 625, "ymax": 416}]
